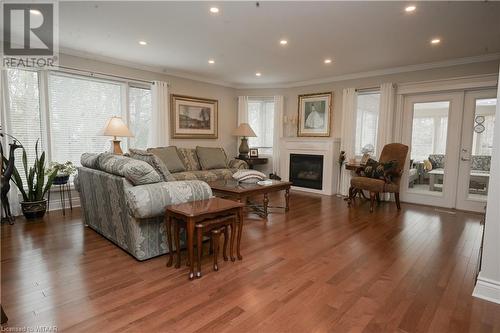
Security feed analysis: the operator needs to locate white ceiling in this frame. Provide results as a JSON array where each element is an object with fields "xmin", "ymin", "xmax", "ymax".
[{"xmin": 58, "ymin": 1, "xmax": 500, "ymax": 87}]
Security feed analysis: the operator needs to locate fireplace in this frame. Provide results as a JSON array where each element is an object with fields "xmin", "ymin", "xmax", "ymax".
[{"xmin": 289, "ymin": 154, "xmax": 324, "ymax": 190}]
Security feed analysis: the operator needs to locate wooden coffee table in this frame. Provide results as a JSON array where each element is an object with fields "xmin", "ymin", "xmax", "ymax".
[{"xmin": 207, "ymin": 180, "xmax": 292, "ymax": 218}]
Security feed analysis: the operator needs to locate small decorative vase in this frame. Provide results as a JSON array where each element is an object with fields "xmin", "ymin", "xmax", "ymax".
[{"xmin": 21, "ymin": 199, "xmax": 47, "ymax": 219}]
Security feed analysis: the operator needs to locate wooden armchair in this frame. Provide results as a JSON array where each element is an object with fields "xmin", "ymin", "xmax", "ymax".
[{"xmin": 348, "ymin": 143, "xmax": 409, "ymax": 212}]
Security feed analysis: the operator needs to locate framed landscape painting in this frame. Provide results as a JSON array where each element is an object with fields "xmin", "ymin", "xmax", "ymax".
[
  {"xmin": 171, "ymin": 94, "xmax": 218, "ymax": 139},
  {"xmin": 297, "ymin": 92, "xmax": 332, "ymax": 137}
]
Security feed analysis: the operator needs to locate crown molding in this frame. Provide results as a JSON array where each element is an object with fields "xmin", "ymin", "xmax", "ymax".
[
  {"xmin": 233, "ymin": 53, "xmax": 500, "ymax": 90},
  {"xmin": 59, "ymin": 47, "xmax": 238, "ymax": 89},
  {"xmin": 59, "ymin": 48, "xmax": 500, "ymax": 90}
]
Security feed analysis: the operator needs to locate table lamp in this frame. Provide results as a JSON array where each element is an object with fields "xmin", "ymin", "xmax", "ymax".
[
  {"xmin": 100, "ymin": 116, "xmax": 134, "ymax": 155},
  {"xmin": 231, "ymin": 123, "xmax": 257, "ymax": 158}
]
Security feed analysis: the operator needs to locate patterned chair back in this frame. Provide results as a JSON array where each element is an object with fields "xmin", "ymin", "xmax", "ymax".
[{"xmin": 379, "ymin": 143, "xmax": 409, "ymax": 186}]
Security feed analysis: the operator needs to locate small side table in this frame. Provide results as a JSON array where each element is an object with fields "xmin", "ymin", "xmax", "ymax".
[
  {"xmin": 235, "ymin": 156, "xmax": 268, "ymax": 170},
  {"xmin": 165, "ymin": 198, "xmax": 244, "ymax": 280},
  {"xmin": 47, "ymin": 175, "xmax": 73, "ymax": 216}
]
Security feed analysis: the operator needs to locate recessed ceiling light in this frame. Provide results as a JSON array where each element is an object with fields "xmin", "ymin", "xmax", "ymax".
[
  {"xmin": 255, "ymin": 72, "xmax": 262, "ymax": 77},
  {"xmin": 208, "ymin": 59, "xmax": 215, "ymax": 64},
  {"xmin": 138, "ymin": 41, "xmax": 147, "ymax": 46},
  {"xmin": 405, "ymin": 5, "xmax": 416, "ymax": 12},
  {"xmin": 280, "ymin": 39, "xmax": 288, "ymax": 45},
  {"xmin": 210, "ymin": 7, "xmax": 219, "ymax": 14},
  {"xmin": 431, "ymin": 38, "xmax": 441, "ymax": 45},
  {"xmin": 324, "ymin": 59, "xmax": 332, "ymax": 64},
  {"xmin": 30, "ymin": 9, "xmax": 42, "ymax": 15}
]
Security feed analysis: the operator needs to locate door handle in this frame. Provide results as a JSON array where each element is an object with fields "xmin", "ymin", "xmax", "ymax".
[{"xmin": 461, "ymin": 157, "xmax": 470, "ymax": 161}]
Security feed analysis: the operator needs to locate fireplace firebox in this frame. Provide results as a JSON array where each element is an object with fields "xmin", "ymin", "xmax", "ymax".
[{"xmin": 289, "ymin": 154, "xmax": 324, "ymax": 190}]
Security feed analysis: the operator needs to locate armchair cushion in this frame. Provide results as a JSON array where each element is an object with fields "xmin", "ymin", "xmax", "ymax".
[
  {"xmin": 229, "ymin": 159, "xmax": 248, "ymax": 169},
  {"xmin": 360, "ymin": 158, "xmax": 399, "ymax": 183},
  {"xmin": 125, "ymin": 180, "xmax": 213, "ymax": 219}
]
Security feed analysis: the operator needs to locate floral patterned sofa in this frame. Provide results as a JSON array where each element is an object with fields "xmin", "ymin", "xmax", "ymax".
[
  {"xmin": 169, "ymin": 147, "xmax": 248, "ymax": 181},
  {"xmin": 75, "ymin": 152, "xmax": 214, "ymax": 261}
]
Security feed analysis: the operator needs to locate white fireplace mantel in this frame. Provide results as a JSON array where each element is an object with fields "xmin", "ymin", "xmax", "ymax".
[{"xmin": 280, "ymin": 138, "xmax": 338, "ymax": 196}]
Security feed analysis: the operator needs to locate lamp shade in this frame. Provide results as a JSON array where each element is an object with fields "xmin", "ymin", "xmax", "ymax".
[
  {"xmin": 100, "ymin": 116, "xmax": 134, "ymax": 137},
  {"xmin": 231, "ymin": 123, "xmax": 257, "ymax": 137}
]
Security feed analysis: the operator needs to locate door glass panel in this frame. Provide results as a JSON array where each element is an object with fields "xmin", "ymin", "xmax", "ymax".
[
  {"xmin": 468, "ymin": 98, "xmax": 496, "ymax": 200},
  {"xmin": 408, "ymin": 101, "xmax": 450, "ymax": 195}
]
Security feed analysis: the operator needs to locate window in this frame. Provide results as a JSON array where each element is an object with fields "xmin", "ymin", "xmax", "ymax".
[
  {"xmin": 4, "ymin": 69, "xmax": 152, "ymax": 173},
  {"xmin": 48, "ymin": 73, "xmax": 123, "ymax": 165},
  {"xmin": 128, "ymin": 86, "xmax": 152, "ymax": 149},
  {"xmin": 5, "ymin": 69, "xmax": 44, "ymax": 183},
  {"xmin": 355, "ymin": 92, "xmax": 380, "ymax": 156},
  {"xmin": 247, "ymin": 97, "xmax": 275, "ymax": 156},
  {"xmin": 410, "ymin": 101, "xmax": 449, "ymax": 162}
]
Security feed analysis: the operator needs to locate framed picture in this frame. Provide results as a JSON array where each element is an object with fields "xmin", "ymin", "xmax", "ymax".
[
  {"xmin": 171, "ymin": 94, "xmax": 218, "ymax": 139},
  {"xmin": 297, "ymin": 92, "xmax": 332, "ymax": 137},
  {"xmin": 249, "ymin": 148, "xmax": 259, "ymax": 157}
]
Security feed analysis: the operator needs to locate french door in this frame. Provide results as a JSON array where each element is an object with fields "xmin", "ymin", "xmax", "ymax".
[
  {"xmin": 401, "ymin": 89, "xmax": 497, "ymax": 212},
  {"xmin": 455, "ymin": 90, "xmax": 497, "ymax": 212}
]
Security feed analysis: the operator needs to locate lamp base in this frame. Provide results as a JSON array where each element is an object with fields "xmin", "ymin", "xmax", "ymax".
[
  {"xmin": 238, "ymin": 137, "xmax": 249, "ymax": 158},
  {"xmin": 111, "ymin": 140, "xmax": 123, "ymax": 155}
]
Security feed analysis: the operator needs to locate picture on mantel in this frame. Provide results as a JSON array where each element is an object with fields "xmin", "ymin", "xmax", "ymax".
[{"xmin": 297, "ymin": 92, "xmax": 332, "ymax": 137}]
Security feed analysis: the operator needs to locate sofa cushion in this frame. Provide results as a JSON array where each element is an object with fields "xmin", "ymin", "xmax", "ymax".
[
  {"xmin": 171, "ymin": 169, "xmax": 235, "ymax": 182},
  {"xmin": 196, "ymin": 146, "xmax": 228, "ymax": 170},
  {"xmin": 147, "ymin": 146, "xmax": 186, "ymax": 173},
  {"xmin": 125, "ymin": 180, "xmax": 213, "ymax": 219},
  {"xmin": 97, "ymin": 153, "xmax": 162, "ymax": 185},
  {"xmin": 177, "ymin": 148, "xmax": 202, "ymax": 171},
  {"xmin": 81, "ymin": 153, "xmax": 99, "ymax": 169},
  {"xmin": 129, "ymin": 148, "xmax": 176, "ymax": 182}
]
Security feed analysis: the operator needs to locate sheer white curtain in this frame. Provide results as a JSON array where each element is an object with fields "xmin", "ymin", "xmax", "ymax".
[
  {"xmin": 237, "ymin": 96, "xmax": 249, "ymax": 153},
  {"xmin": 376, "ymin": 82, "xmax": 396, "ymax": 158},
  {"xmin": 339, "ymin": 88, "xmax": 357, "ymax": 196},
  {"xmin": 273, "ymin": 95, "xmax": 284, "ymax": 176},
  {"xmin": 150, "ymin": 81, "xmax": 169, "ymax": 147},
  {"xmin": 1, "ymin": 70, "xmax": 21, "ymax": 217}
]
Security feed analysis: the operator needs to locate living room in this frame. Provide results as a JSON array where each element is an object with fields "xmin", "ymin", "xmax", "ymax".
[{"xmin": 1, "ymin": 1, "xmax": 500, "ymax": 332}]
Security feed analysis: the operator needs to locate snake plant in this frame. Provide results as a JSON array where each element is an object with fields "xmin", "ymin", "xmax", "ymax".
[{"xmin": 10, "ymin": 140, "xmax": 57, "ymax": 202}]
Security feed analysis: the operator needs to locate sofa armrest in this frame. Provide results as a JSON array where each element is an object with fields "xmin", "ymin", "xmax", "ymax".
[
  {"xmin": 125, "ymin": 180, "xmax": 213, "ymax": 219},
  {"xmin": 229, "ymin": 159, "xmax": 248, "ymax": 169}
]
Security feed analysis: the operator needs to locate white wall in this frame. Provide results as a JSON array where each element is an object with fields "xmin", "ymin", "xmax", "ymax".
[{"xmin": 473, "ymin": 64, "xmax": 500, "ymax": 304}]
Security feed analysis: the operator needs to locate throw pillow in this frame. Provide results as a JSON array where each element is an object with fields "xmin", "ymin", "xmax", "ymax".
[
  {"xmin": 129, "ymin": 148, "xmax": 176, "ymax": 182},
  {"xmin": 196, "ymin": 146, "xmax": 228, "ymax": 170},
  {"xmin": 360, "ymin": 158, "xmax": 399, "ymax": 183},
  {"xmin": 97, "ymin": 153, "xmax": 162, "ymax": 185},
  {"xmin": 147, "ymin": 146, "xmax": 186, "ymax": 173},
  {"xmin": 232, "ymin": 169, "xmax": 266, "ymax": 183}
]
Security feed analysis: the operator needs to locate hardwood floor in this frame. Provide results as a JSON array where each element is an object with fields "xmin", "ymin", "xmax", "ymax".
[{"xmin": 2, "ymin": 192, "xmax": 500, "ymax": 332}]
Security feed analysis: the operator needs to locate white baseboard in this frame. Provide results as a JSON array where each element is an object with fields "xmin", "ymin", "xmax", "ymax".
[{"xmin": 473, "ymin": 273, "xmax": 500, "ymax": 304}]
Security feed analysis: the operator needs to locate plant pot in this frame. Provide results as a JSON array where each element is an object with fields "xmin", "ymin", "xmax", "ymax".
[
  {"xmin": 21, "ymin": 199, "xmax": 47, "ymax": 219},
  {"xmin": 53, "ymin": 174, "xmax": 70, "ymax": 185}
]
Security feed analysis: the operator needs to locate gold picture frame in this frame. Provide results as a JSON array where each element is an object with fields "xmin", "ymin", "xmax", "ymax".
[
  {"xmin": 171, "ymin": 94, "xmax": 218, "ymax": 139},
  {"xmin": 297, "ymin": 92, "xmax": 332, "ymax": 137}
]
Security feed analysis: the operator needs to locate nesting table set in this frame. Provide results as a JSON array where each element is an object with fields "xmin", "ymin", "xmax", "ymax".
[{"xmin": 165, "ymin": 179, "xmax": 292, "ymax": 279}]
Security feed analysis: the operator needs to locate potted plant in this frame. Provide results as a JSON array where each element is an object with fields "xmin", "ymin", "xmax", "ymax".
[
  {"xmin": 46, "ymin": 161, "xmax": 76, "ymax": 185},
  {"xmin": 10, "ymin": 141, "xmax": 57, "ymax": 219}
]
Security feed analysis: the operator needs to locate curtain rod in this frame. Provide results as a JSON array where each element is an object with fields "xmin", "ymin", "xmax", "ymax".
[{"xmin": 56, "ymin": 65, "xmax": 157, "ymax": 86}]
